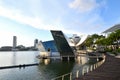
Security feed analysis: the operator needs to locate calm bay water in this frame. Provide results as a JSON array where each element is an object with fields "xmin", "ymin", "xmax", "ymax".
[{"xmin": 0, "ymin": 51, "xmax": 96, "ymax": 80}]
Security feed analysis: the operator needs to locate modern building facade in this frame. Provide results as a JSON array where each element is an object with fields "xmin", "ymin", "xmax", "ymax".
[
  {"xmin": 102, "ymin": 24, "xmax": 120, "ymax": 37},
  {"xmin": 103, "ymin": 24, "xmax": 120, "ymax": 33},
  {"xmin": 50, "ymin": 30, "xmax": 75, "ymax": 56},
  {"xmin": 36, "ymin": 30, "xmax": 88, "ymax": 61},
  {"xmin": 42, "ymin": 40, "xmax": 58, "ymax": 52}
]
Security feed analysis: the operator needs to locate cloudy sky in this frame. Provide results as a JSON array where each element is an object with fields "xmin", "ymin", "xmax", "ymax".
[{"xmin": 0, "ymin": 0, "xmax": 120, "ymax": 47}]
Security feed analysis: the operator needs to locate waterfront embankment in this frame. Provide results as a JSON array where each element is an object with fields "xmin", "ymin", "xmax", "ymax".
[{"xmin": 78, "ymin": 54, "xmax": 120, "ymax": 80}]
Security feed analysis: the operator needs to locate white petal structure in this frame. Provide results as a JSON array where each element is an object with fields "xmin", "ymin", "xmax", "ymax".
[
  {"xmin": 38, "ymin": 41, "xmax": 50, "ymax": 57},
  {"xmin": 76, "ymin": 34, "xmax": 88, "ymax": 46},
  {"xmin": 37, "ymin": 41, "xmax": 46, "ymax": 52},
  {"xmin": 68, "ymin": 34, "xmax": 88, "ymax": 47}
]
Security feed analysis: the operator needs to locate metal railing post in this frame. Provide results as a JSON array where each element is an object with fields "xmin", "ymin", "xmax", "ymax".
[
  {"xmin": 70, "ymin": 72, "xmax": 72, "ymax": 80},
  {"xmin": 90, "ymin": 65, "xmax": 93, "ymax": 71},
  {"xmin": 82, "ymin": 67, "xmax": 84, "ymax": 75},
  {"xmin": 51, "ymin": 55, "xmax": 106, "ymax": 80},
  {"xmin": 62, "ymin": 75, "xmax": 64, "ymax": 80}
]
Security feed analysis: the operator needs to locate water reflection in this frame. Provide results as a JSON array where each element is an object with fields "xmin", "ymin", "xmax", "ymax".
[
  {"xmin": 76, "ymin": 56, "xmax": 82, "ymax": 64},
  {"xmin": 12, "ymin": 51, "xmax": 16, "ymax": 65},
  {"xmin": 44, "ymin": 59, "xmax": 50, "ymax": 65},
  {"xmin": 0, "ymin": 51, "xmax": 39, "ymax": 67},
  {"xmin": 0, "ymin": 52, "xmax": 13, "ymax": 66},
  {"xmin": 76, "ymin": 56, "xmax": 88, "ymax": 65},
  {"xmin": 39, "ymin": 59, "xmax": 50, "ymax": 65},
  {"xmin": 38, "ymin": 60, "xmax": 75, "ymax": 80},
  {"xmin": 0, "ymin": 51, "xmax": 97, "ymax": 80}
]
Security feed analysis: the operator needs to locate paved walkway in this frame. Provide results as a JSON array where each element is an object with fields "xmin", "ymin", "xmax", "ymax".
[{"xmin": 78, "ymin": 54, "xmax": 120, "ymax": 80}]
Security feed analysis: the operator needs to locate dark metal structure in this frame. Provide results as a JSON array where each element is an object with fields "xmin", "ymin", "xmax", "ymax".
[{"xmin": 50, "ymin": 30, "xmax": 75, "ymax": 61}]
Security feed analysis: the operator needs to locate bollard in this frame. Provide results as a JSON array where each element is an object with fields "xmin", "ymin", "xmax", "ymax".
[
  {"xmin": 90, "ymin": 65, "xmax": 93, "ymax": 71},
  {"xmin": 95, "ymin": 64, "xmax": 96, "ymax": 68},
  {"xmin": 54, "ymin": 57, "xmax": 56, "ymax": 61},
  {"xmin": 96, "ymin": 63, "xmax": 98, "ymax": 68},
  {"xmin": 68, "ymin": 56, "xmax": 70, "ymax": 62},
  {"xmin": 76, "ymin": 70, "xmax": 79, "ymax": 78},
  {"xmin": 98, "ymin": 62, "xmax": 99, "ymax": 67},
  {"xmin": 94, "ymin": 64, "xmax": 96, "ymax": 70},
  {"xmin": 74, "ymin": 56, "xmax": 77, "ymax": 61},
  {"xmin": 95, "ymin": 64, "xmax": 96, "ymax": 69},
  {"xmin": 86, "ymin": 67, "xmax": 89, "ymax": 73},
  {"xmin": 82, "ymin": 68, "xmax": 84, "ymax": 75},
  {"xmin": 61, "ymin": 57, "xmax": 63, "ymax": 61},
  {"xmin": 97, "ymin": 58, "xmax": 99, "ymax": 61},
  {"xmin": 98, "ymin": 62, "xmax": 100, "ymax": 67}
]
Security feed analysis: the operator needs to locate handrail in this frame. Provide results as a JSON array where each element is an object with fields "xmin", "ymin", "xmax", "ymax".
[
  {"xmin": 51, "ymin": 55, "xmax": 106, "ymax": 80},
  {"xmin": 51, "ymin": 73, "xmax": 72, "ymax": 80}
]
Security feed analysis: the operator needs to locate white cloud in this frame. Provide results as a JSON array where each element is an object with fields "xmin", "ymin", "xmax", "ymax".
[
  {"xmin": 67, "ymin": 0, "xmax": 107, "ymax": 34},
  {"xmin": 0, "ymin": 1, "xmax": 66, "ymax": 31},
  {"xmin": 0, "ymin": 0, "xmax": 106, "ymax": 36},
  {"xmin": 0, "ymin": 2, "xmax": 75, "ymax": 35},
  {"xmin": 69, "ymin": 0, "xmax": 98, "ymax": 13},
  {"xmin": 0, "ymin": 5, "xmax": 44, "ymax": 28},
  {"xmin": 0, "ymin": 0, "xmax": 109, "ymax": 47}
]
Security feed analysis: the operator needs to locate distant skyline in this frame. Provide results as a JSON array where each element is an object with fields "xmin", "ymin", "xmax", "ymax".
[{"xmin": 0, "ymin": 0, "xmax": 120, "ymax": 47}]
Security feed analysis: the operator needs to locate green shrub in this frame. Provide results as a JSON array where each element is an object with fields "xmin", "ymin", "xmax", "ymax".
[
  {"xmin": 115, "ymin": 48, "xmax": 120, "ymax": 52},
  {"xmin": 105, "ymin": 48, "xmax": 113, "ymax": 52},
  {"xmin": 111, "ymin": 51, "xmax": 118, "ymax": 56}
]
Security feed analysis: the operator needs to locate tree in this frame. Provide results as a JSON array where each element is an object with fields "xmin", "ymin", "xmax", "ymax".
[
  {"xmin": 107, "ymin": 29, "xmax": 120, "ymax": 45},
  {"xmin": 84, "ymin": 34, "xmax": 105, "ymax": 47},
  {"xmin": 84, "ymin": 37, "xmax": 93, "ymax": 47}
]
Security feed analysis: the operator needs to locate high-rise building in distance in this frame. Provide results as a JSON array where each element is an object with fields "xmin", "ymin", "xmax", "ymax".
[
  {"xmin": 12, "ymin": 36, "xmax": 17, "ymax": 50},
  {"xmin": 34, "ymin": 39, "xmax": 38, "ymax": 48}
]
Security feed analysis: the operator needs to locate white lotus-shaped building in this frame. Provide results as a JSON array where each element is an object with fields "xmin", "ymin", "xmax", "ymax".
[{"xmin": 68, "ymin": 34, "xmax": 88, "ymax": 47}]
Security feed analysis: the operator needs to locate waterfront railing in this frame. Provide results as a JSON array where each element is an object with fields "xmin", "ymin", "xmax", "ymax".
[{"xmin": 51, "ymin": 55, "xmax": 106, "ymax": 80}]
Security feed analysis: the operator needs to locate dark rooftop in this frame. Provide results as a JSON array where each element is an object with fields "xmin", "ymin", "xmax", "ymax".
[{"xmin": 103, "ymin": 24, "xmax": 120, "ymax": 33}]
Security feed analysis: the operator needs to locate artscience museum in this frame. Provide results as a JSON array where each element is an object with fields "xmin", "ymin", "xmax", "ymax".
[{"xmin": 37, "ymin": 30, "xmax": 88, "ymax": 54}]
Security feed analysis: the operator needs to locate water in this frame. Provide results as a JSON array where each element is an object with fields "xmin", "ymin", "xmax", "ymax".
[{"xmin": 0, "ymin": 51, "xmax": 96, "ymax": 80}]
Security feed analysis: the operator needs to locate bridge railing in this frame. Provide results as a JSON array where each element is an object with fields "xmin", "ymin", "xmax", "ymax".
[{"xmin": 51, "ymin": 55, "xmax": 106, "ymax": 80}]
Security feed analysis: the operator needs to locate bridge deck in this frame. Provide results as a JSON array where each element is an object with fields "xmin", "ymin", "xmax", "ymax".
[{"xmin": 77, "ymin": 54, "xmax": 120, "ymax": 80}]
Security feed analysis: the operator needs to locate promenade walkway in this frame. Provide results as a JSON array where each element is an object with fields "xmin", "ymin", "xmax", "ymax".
[{"xmin": 78, "ymin": 54, "xmax": 120, "ymax": 80}]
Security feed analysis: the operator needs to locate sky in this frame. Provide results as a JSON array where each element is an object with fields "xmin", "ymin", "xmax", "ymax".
[{"xmin": 0, "ymin": 0, "xmax": 120, "ymax": 47}]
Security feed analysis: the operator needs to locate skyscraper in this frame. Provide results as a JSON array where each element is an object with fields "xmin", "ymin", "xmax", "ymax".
[
  {"xmin": 12, "ymin": 36, "xmax": 17, "ymax": 51},
  {"xmin": 34, "ymin": 39, "xmax": 38, "ymax": 48}
]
